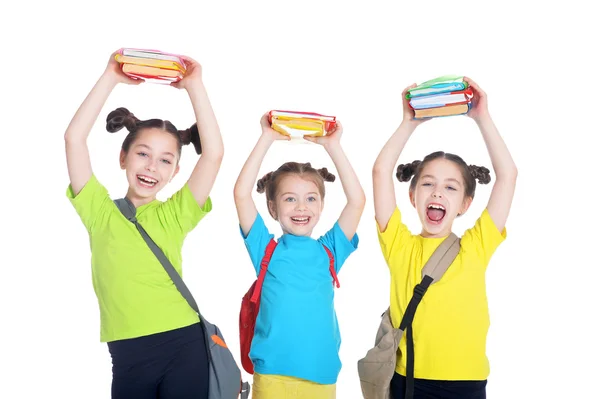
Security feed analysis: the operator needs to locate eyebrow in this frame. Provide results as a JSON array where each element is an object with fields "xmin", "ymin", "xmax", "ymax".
[
  {"xmin": 421, "ymin": 175, "xmax": 462, "ymax": 186},
  {"xmin": 134, "ymin": 143, "xmax": 176, "ymax": 158},
  {"xmin": 280, "ymin": 192, "xmax": 319, "ymax": 196}
]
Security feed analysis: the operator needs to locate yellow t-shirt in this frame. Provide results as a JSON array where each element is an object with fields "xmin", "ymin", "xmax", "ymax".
[
  {"xmin": 67, "ymin": 175, "xmax": 212, "ymax": 342},
  {"xmin": 377, "ymin": 207, "xmax": 506, "ymax": 380}
]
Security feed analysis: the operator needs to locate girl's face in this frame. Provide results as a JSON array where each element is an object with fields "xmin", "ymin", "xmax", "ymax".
[
  {"xmin": 410, "ymin": 158, "xmax": 472, "ymax": 238},
  {"xmin": 269, "ymin": 174, "xmax": 324, "ymax": 237},
  {"xmin": 120, "ymin": 128, "xmax": 180, "ymax": 202}
]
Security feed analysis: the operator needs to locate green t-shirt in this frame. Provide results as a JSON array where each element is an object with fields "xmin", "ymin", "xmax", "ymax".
[{"xmin": 67, "ymin": 175, "xmax": 211, "ymax": 342}]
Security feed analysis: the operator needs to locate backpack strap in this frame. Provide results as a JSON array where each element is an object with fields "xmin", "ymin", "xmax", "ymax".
[
  {"xmin": 323, "ymin": 245, "xmax": 340, "ymax": 288},
  {"xmin": 114, "ymin": 198, "xmax": 204, "ymax": 320},
  {"xmin": 250, "ymin": 240, "xmax": 339, "ymax": 304},
  {"xmin": 250, "ymin": 239, "xmax": 278, "ymax": 303},
  {"xmin": 399, "ymin": 233, "xmax": 460, "ymax": 399}
]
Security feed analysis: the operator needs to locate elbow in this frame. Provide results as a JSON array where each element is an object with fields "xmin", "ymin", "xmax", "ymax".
[
  {"xmin": 233, "ymin": 185, "xmax": 249, "ymax": 203},
  {"xmin": 372, "ymin": 164, "xmax": 391, "ymax": 180},
  {"xmin": 350, "ymin": 191, "xmax": 367, "ymax": 211}
]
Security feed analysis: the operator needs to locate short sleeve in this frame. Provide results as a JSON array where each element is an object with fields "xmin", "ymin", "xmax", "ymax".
[
  {"xmin": 376, "ymin": 207, "xmax": 412, "ymax": 264},
  {"xmin": 240, "ymin": 213, "xmax": 275, "ymax": 276},
  {"xmin": 318, "ymin": 222, "xmax": 359, "ymax": 273},
  {"xmin": 460, "ymin": 208, "xmax": 507, "ymax": 267},
  {"xmin": 159, "ymin": 183, "xmax": 212, "ymax": 235},
  {"xmin": 66, "ymin": 175, "xmax": 112, "ymax": 233}
]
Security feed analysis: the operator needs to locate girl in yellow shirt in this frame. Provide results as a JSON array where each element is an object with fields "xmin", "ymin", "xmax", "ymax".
[{"xmin": 372, "ymin": 78, "xmax": 517, "ymax": 399}]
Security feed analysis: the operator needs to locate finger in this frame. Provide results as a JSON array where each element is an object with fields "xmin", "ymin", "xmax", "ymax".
[
  {"xmin": 402, "ymin": 83, "xmax": 417, "ymax": 97},
  {"xmin": 303, "ymin": 135, "xmax": 317, "ymax": 143}
]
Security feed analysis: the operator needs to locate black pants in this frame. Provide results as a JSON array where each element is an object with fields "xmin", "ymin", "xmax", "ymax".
[
  {"xmin": 108, "ymin": 322, "xmax": 209, "ymax": 399},
  {"xmin": 391, "ymin": 372, "xmax": 487, "ymax": 399}
]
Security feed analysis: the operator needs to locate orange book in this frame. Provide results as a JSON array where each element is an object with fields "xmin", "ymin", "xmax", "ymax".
[
  {"xmin": 121, "ymin": 64, "xmax": 183, "ymax": 80},
  {"xmin": 414, "ymin": 103, "xmax": 471, "ymax": 119}
]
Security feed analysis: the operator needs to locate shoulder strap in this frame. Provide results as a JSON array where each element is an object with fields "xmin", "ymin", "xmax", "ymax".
[
  {"xmin": 114, "ymin": 198, "xmax": 203, "ymax": 319},
  {"xmin": 250, "ymin": 239, "xmax": 278, "ymax": 303},
  {"xmin": 323, "ymin": 245, "xmax": 340, "ymax": 288},
  {"xmin": 400, "ymin": 232, "xmax": 461, "ymax": 399}
]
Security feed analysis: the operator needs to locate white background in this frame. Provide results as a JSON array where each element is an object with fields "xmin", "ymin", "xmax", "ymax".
[{"xmin": 1, "ymin": 0, "xmax": 598, "ymax": 398}]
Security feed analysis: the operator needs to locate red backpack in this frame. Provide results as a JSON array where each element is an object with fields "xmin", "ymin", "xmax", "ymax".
[{"xmin": 239, "ymin": 239, "xmax": 340, "ymax": 374}]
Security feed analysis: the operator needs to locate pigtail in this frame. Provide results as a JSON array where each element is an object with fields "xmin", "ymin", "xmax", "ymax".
[
  {"xmin": 396, "ymin": 160, "xmax": 421, "ymax": 182},
  {"xmin": 106, "ymin": 107, "xmax": 139, "ymax": 133},
  {"xmin": 256, "ymin": 172, "xmax": 274, "ymax": 193},
  {"xmin": 178, "ymin": 123, "xmax": 202, "ymax": 155},
  {"xmin": 317, "ymin": 167, "xmax": 336, "ymax": 183},
  {"xmin": 469, "ymin": 165, "xmax": 491, "ymax": 184}
]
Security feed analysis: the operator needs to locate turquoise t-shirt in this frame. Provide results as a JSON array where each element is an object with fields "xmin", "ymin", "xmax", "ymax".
[{"xmin": 241, "ymin": 213, "xmax": 359, "ymax": 385}]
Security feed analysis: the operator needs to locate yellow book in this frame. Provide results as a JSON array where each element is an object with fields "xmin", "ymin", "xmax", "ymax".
[
  {"xmin": 122, "ymin": 64, "xmax": 183, "ymax": 79},
  {"xmin": 115, "ymin": 54, "xmax": 185, "ymax": 73}
]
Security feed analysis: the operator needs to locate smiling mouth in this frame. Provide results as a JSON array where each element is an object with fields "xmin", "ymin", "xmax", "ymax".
[
  {"xmin": 426, "ymin": 204, "xmax": 446, "ymax": 224},
  {"xmin": 137, "ymin": 175, "xmax": 158, "ymax": 188},
  {"xmin": 291, "ymin": 216, "xmax": 310, "ymax": 226}
]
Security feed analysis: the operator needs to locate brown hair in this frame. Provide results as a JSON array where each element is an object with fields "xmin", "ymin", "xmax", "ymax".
[
  {"xmin": 257, "ymin": 162, "xmax": 336, "ymax": 219},
  {"xmin": 396, "ymin": 151, "xmax": 490, "ymax": 199},
  {"xmin": 106, "ymin": 107, "xmax": 202, "ymax": 158}
]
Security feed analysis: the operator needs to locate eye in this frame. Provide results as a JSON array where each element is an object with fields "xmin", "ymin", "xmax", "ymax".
[
  {"xmin": 446, "ymin": 186, "xmax": 457, "ymax": 191},
  {"xmin": 161, "ymin": 159, "xmax": 172, "ymax": 165},
  {"xmin": 137, "ymin": 152, "xmax": 148, "ymax": 157},
  {"xmin": 307, "ymin": 196, "xmax": 317, "ymax": 202},
  {"xmin": 284, "ymin": 197, "xmax": 296, "ymax": 202},
  {"xmin": 422, "ymin": 182, "xmax": 432, "ymax": 187}
]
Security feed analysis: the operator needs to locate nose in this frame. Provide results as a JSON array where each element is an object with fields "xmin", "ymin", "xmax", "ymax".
[
  {"xmin": 295, "ymin": 200, "xmax": 307, "ymax": 211},
  {"xmin": 432, "ymin": 190, "xmax": 443, "ymax": 199},
  {"xmin": 145, "ymin": 159, "xmax": 157, "ymax": 172}
]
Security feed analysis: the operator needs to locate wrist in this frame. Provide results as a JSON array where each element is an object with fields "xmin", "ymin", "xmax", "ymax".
[
  {"xmin": 473, "ymin": 111, "xmax": 493, "ymax": 125},
  {"xmin": 100, "ymin": 71, "xmax": 119, "ymax": 88},
  {"xmin": 398, "ymin": 119, "xmax": 418, "ymax": 133}
]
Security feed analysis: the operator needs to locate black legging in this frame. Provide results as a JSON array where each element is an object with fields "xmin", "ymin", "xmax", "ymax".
[
  {"xmin": 108, "ymin": 322, "xmax": 209, "ymax": 399},
  {"xmin": 391, "ymin": 372, "xmax": 487, "ymax": 399}
]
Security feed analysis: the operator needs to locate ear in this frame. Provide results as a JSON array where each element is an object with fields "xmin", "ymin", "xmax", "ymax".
[
  {"xmin": 119, "ymin": 150, "xmax": 127, "ymax": 170},
  {"xmin": 409, "ymin": 190, "xmax": 416, "ymax": 208},
  {"xmin": 268, "ymin": 200, "xmax": 278, "ymax": 220},
  {"xmin": 459, "ymin": 196, "xmax": 473, "ymax": 216}
]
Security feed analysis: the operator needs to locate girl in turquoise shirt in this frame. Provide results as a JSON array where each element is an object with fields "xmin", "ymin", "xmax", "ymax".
[{"xmin": 233, "ymin": 114, "xmax": 366, "ymax": 398}]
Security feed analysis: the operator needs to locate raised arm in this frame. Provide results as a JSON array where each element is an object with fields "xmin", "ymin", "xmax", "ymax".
[
  {"xmin": 233, "ymin": 113, "xmax": 289, "ymax": 236},
  {"xmin": 464, "ymin": 77, "xmax": 517, "ymax": 232},
  {"xmin": 64, "ymin": 51, "xmax": 141, "ymax": 195},
  {"xmin": 372, "ymin": 85, "xmax": 427, "ymax": 231},
  {"xmin": 304, "ymin": 121, "xmax": 365, "ymax": 240},
  {"xmin": 172, "ymin": 57, "xmax": 224, "ymax": 208}
]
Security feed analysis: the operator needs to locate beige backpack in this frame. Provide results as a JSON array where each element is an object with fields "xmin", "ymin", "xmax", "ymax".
[{"xmin": 357, "ymin": 233, "xmax": 460, "ymax": 399}]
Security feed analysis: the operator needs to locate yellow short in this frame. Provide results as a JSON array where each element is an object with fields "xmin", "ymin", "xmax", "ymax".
[{"xmin": 252, "ymin": 373, "xmax": 336, "ymax": 399}]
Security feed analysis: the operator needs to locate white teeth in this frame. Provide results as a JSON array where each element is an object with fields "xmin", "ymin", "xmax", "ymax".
[
  {"xmin": 291, "ymin": 217, "xmax": 309, "ymax": 222},
  {"xmin": 428, "ymin": 204, "xmax": 445, "ymax": 210},
  {"xmin": 138, "ymin": 175, "xmax": 158, "ymax": 184}
]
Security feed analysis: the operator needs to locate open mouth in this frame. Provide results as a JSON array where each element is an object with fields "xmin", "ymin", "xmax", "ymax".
[
  {"xmin": 426, "ymin": 203, "xmax": 446, "ymax": 224},
  {"xmin": 290, "ymin": 216, "xmax": 310, "ymax": 226},
  {"xmin": 137, "ymin": 175, "xmax": 158, "ymax": 188}
]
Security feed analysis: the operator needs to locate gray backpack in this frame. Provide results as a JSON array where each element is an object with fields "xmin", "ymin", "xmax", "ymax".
[
  {"xmin": 115, "ymin": 198, "xmax": 250, "ymax": 399},
  {"xmin": 357, "ymin": 233, "xmax": 460, "ymax": 399}
]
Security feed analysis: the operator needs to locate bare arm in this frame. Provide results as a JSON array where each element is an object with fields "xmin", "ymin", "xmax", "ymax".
[
  {"xmin": 305, "ymin": 122, "xmax": 365, "ymax": 240},
  {"xmin": 464, "ymin": 77, "xmax": 518, "ymax": 231},
  {"xmin": 233, "ymin": 113, "xmax": 289, "ymax": 236},
  {"xmin": 172, "ymin": 57, "xmax": 224, "ymax": 208},
  {"xmin": 64, "ymin": 52, "xmax": 141, "ymax": 195},
  {"xmin": 372, "ymin": 84, "xmax": 428, "ymax": 231}
]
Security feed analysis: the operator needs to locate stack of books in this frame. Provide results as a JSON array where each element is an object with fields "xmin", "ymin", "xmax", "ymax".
[
  {"xmin": 115, "ymin": 48, "xmax": 186, "ymax": 83},
  {"xmin": 407, "ymin": 75, "xmax": 473, "ymax": 119},
  {"xmin": 268, "ymin": 110, "xmax": 336, "ymax": 137}
]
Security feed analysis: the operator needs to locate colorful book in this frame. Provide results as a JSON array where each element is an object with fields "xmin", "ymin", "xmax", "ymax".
[
  {"xmin": 414, "ymin": 103, "xmax": 471, "ymax": 119},
  {"xmin": 407, "ymin": 75, "xmax": 468, "ymax": 98},
  {"xmin": 115, "ymin": 54, "xmax": 186, "ymax": 73},
  {"xmin": 409, "ymin": 88, "xmax": 474, "ymax": 109},
  {"xmin": 268, "ymin": 110, "xmax": 336, "ymax": 137},
  {"xmin": 116, "ymin": 48, "xmax": 187, "ymax": 83}
]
